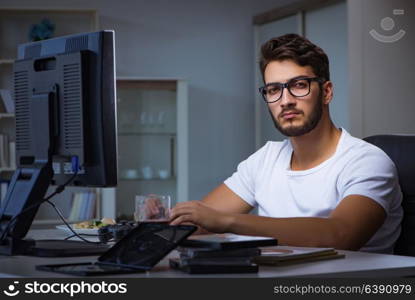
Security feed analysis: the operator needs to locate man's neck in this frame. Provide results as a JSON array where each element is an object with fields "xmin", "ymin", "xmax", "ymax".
[{"xmin": 289, "ymin": 118, "xmax": 341, "ymax": 171}]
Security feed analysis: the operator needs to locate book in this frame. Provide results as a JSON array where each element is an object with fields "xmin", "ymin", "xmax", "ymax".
[
  {"xmin": 0, "ymin": 181, "xmax": 9, "ymax": 205},
  {"xmin": 68, "ymin": 193, "xmax": 82, "ymax": 222},
  {"xmin": 85, "ymin": 191, "xmax": 97, "ymax": 220},
  {"xmin": 0, "ymin": 89, "xmax": 14, "ymax": 113},
  {"xmin": 79, "ymin": 192, "xmax": 88, "ymax": 220},
  {"xmin": 253, "ymin": 246, "xmax": 345, "ymax": 266},
  {"xmin": 180, "ymin": 233, "xmax": 277, "ymax": 250},
  {"xmin": 178, "ymin": 247, "xmax": 261, "ymax": 259},
  {"xmin": 0, "ymin": 134, "xmax": 9, "ymax": 168},
  {"xmin": 70, "ymin": 191, "xmax": 97, "ymax": 221},
  {"xmin": 8, "ymin": 142, "xmax": 16, "ymax": 169}
]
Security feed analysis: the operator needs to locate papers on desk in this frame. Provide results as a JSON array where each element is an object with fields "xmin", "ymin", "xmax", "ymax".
[{"xmin": 253, "ymin": 246, "xmax": 345, "ymax": 266}]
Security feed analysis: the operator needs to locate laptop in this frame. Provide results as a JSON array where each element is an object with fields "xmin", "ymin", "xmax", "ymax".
[{"xmin": 36, "ymin": 222, "xmax": 197, "ymax": 276}]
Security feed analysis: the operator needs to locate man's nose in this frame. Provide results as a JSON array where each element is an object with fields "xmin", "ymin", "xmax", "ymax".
[{"xmin": 279, "ymin": 88, "xmax": 297, "ymax": 107}]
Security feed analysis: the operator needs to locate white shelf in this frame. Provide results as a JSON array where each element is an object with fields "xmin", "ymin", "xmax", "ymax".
[
  {"xmin": 119, "ymin": 177, "xmax": 176, "ymax": 181},
  {"xmin": 32, "ymin": 219, "xmax": 62, "ymax": 226},
  {"xmin": 0, "ymin": 167, "xmax": 14, "ymax": 173},
  {"xmin": 118, "ymin": 131, "xmax": 176, "ymax": 136},
  {"xmin": 0, "ymin": 8, "xmax": 99, "ymax": 59},
  {"xmin": 107, "ymin": 79, "xmax": 189, "ymax": 219},
  {"xmin": 0, "ymin": 59, "xmax": 13, "ymax": 64},
  {"xmin": 0, "ymin": 113, "xmax": 14, "ymax": 118}
]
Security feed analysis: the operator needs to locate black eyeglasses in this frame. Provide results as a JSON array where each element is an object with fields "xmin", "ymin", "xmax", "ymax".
[{"xmin": 259, "ymin": 77, "xmax": 325, "ymax": 103}]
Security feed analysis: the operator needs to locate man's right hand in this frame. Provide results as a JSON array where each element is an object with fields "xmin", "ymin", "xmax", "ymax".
[{"xmin": 169, "ymin": 200, "xmax": 235, "ymax": 233}]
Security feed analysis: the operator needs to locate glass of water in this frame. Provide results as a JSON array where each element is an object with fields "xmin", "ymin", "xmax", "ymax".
[{"xmin": 134, "ymin": 194, "xmax": 171, "ymax": 223}]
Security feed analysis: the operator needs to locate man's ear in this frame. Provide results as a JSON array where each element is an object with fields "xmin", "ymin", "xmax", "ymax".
[{"xmin": 322, "ymin": 81, "xmax": 333, "ymax": 105}]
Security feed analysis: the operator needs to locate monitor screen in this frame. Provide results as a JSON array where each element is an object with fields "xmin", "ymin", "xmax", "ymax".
[{"xmin": 0, "ymin": 30, "xmax": 118, "ymax": 251}]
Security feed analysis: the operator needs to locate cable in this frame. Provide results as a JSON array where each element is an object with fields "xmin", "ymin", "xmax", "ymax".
[
  {"xmin": 0, "ymin": 159, "xmax": 79, "ymax": 242},
  {"xmin": 45, "ymin": 200, "xmax": 103, "ymax": 244},
  {"xmin": 64, "ymin": 233, "xmax": 99, "ymax": 240}
]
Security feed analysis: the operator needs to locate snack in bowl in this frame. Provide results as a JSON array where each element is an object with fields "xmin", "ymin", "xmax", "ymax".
[{"xmin": 73, "ymin": 218, "xmax": 116, "ymax": 229}]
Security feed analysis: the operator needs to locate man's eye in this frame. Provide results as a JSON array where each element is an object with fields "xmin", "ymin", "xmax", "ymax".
[
  {"xmin": 267, "ymin": 86, "xmax": 281, "ymax": 95},
  {"xmin": 291, "ymin": 81, "xmax": 308, "ymax": 89}
]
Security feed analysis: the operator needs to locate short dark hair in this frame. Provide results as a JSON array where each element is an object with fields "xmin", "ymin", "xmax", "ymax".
[{"xmin": 259, "ymin": 33, "xmax": 330, "ymax": 81}]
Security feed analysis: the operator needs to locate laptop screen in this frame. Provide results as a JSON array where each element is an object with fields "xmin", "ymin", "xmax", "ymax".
[{"xmin": 97, "ymin": 223, "xmax": 196, "ymax": 269}]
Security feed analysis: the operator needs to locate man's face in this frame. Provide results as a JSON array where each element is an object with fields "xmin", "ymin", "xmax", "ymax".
[{"xmin": 264, "ymin": 60, "xmax": 324, "ymax": 137}]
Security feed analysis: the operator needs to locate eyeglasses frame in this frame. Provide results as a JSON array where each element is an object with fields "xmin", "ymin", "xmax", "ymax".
[{"xmin": 258, "ymin": 76, "xmax": 326, "ymax": 103}]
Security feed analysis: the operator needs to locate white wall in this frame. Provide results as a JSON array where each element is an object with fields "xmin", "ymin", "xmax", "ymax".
[
  {"xmin": 255, "ymin": 1, "xmax": 349, "ymax": 148},
  {"xmin": 305, "ymin": 1, "xmax": 349, "ymax": 131},
  {"xmin": 348, "ymin": 0, "xmax": 415, "ymax": 138},
  {"xmin": 255, "ymin": 14, "xmax": 299, "ymax": 147},
  {"xmin": 0, "ymin": 0, "xmax": 292, "ymax": 201}
]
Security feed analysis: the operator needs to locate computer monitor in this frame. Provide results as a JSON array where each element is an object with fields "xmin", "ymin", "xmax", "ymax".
[{"xmin": 0, "ymin": 30, "xmax": 118, "ymax": 255}]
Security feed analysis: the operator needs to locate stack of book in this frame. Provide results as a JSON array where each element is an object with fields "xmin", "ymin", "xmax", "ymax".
[
  {"xmin": 170, "ymin": 234, "xmax": 278, "ymax": 274},
  {"xmin": 171, "ymin": 235, "xmax": 346, "ymax": 273}
]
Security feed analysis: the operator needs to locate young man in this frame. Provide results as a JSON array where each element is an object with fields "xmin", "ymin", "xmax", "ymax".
[{"xmin": 170, "ymin": 34, "xmax": 403, "ymax": 253}]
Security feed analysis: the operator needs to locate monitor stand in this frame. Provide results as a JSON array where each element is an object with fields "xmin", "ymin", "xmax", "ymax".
[
  {"xmin": 0, "ymin": 87, "xmax": 108, "ymax": 257},
  {"xmin": 0, "ymin": 237, "xmax": 110, "ymax": 257},
  {"xmin": 30, "ymin": 240, "xmax": 111, "ymax": 257}
]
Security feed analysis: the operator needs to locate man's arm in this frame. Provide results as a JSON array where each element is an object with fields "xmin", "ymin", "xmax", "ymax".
[
  {"xmin": 201, "ymin": 183, "xmax": 253, "ymax": 214},
  {"xmin": 170, "ymin": 194, "xmax": 386, "ymax": 250},
  {"xmin": 182, "ymin": 183, "xmax": 253, "ymax": 234}
]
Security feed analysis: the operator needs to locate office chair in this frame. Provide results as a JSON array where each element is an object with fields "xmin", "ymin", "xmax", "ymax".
[{"xmin": 364, "ymin": 135, "xmax": 415, "ymax": 256}]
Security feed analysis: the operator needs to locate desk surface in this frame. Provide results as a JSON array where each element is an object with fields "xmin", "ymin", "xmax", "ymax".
[{"xmin": 1, "ymin": 229, "xmax": 415, "ymax": 278}]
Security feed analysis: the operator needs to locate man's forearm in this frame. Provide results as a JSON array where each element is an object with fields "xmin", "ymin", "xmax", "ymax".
[{"xmin": 226, "ymin": 214, "xmax": 354, "ymax": 250}]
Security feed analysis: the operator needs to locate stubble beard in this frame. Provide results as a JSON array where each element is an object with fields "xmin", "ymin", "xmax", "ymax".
[{"xmin": 268, "ymin": 92, "xmax": 323, "ymax": 137}]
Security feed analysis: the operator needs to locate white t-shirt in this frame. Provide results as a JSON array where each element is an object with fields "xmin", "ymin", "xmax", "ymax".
[{"xmin": 224, "ymin": 129, "xmax": 403, "ymax": 253}]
